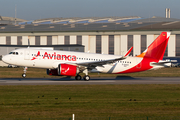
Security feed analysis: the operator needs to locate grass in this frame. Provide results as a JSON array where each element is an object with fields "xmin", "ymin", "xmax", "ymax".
[
  {"xmin": 0, "ymin": 67, "xmax": 180, "ymax": 78},
  {"xmin": 0, "ymin": 67, "xmax": 180, "ymax": 119},
  {"xmin": 0, "ymin": 85, "xmax": 180, "ymax": 119}
]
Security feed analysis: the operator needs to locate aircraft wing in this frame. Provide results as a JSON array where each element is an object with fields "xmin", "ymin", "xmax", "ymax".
[{"xmin": 76, "ymin": 56, "xmax": 126, "ymax": 70}]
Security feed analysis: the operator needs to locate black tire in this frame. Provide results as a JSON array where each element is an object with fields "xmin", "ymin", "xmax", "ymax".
[
  {"xmin": 22, "ymin": 73, "xmax": 26, "ymax": 78},
  {"xmin": 83, "ymin": 75, "xmax": 90, "ymax": 81},
  {"xmin": 75, "ymin": 75, "xmax": 82, "ymax": 80}
]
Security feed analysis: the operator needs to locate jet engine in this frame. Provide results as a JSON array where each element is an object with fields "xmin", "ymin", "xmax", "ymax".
[{"xmin": 47, "ymin": 64, "xmax": 79, "ymax": 76}]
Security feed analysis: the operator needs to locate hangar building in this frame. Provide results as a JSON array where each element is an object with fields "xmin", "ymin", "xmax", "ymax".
[{"xmin": 1, "ymin": 16, "xmax": 180, "ymax": 65}]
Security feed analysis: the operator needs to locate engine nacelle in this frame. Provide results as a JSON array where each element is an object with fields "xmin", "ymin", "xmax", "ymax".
[
  {"xmin": 47, "ymin": 64, "xmax": 79, "ymax": 76},
  {"xmin": 58, "ymin": 64, "xmax": 79, "ymax": 76}
]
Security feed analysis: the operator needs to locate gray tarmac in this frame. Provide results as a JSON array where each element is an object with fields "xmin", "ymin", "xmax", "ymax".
[{"xmin": 0, "ymin": 76, "xmax": 180, "ymax": 85}]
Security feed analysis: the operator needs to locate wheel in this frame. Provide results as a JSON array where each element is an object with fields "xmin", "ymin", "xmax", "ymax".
[
  {"xmin": 83, "ymin": 75, "xmax": 90, "ymax": 81},
  {"xmin": 75, "ymin": 75, "xmax": 82, "ymax": 80},
  {"xmin": 22, "ymin": 73, "xmax": 26, "ymax": 78}
]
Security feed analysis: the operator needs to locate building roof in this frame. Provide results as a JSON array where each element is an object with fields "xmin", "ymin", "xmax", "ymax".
[
  {"xmin": 1, "ymin": 16, "xmax": 180, "ymax": 32},
  {"xmin": 22, "ymin": 16, "xmax": 142, "ymax": 24},
  {"xmin": 0, "ymin": 22, "xmax": 156, "ymax": 32},
  {"xmin": 0, "ymin": 16, "xmax": 27, "ymax": 25}
]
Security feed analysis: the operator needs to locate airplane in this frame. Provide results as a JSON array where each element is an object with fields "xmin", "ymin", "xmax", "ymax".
[{"xmin": 2, "ymin": 32, "xmax": 171, "ymax": 81}]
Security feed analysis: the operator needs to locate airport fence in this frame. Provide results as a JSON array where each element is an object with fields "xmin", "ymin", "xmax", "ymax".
[{"xmin": 1, "ymin": 116, "xmax": 180, "ymax": 120}]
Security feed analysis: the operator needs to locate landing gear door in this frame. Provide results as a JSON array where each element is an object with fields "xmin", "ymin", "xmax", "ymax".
[{"xmin": 24, "ymin": 50, "xmax": 30, "ymax": 60}]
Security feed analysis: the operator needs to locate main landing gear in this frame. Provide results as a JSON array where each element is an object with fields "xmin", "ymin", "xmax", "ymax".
[
  {"xmin": 22, "ymin": 67, "xmax": 27, "ymax": 78},
  {"xmin": 75, "ymin": 75, "xmax": 82, "ymax": 80},
  {"xmin": 83, "ymin": 75, "xmax": 90, "ymax": 81},
  {"xmin": 75, "ymin": 69, "xmax": 90, "ymax": 81},
  {"xmin": 75, "ymin": 74, "xmax": 90, "ymax": 81}
]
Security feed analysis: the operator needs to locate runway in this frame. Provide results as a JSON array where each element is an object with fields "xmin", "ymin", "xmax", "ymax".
[{"xmin": 0, "ymin": 77, "xmax": 180, "ymax": 85}]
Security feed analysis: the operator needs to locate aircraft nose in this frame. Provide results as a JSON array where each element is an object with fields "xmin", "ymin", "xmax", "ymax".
[
  {"xmin": 2, "ymin": 56, "xmax": 5, "ymax": 62},
  {"xmin": 2, "ymin": 56, "xmax": 9, "ymax": 64}
]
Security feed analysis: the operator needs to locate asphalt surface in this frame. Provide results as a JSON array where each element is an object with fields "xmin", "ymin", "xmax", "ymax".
[{"xmin": 0, "ymin": 77, "xmax": 180, "ymax": 85}]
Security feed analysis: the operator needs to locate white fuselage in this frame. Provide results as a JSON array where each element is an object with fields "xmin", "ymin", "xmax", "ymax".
[{"xmin": 2, "ymin": 48, "xmax": 150, "ymax": 74}]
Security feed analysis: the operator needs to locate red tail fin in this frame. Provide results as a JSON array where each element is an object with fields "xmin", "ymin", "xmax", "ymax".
[{"xmin": 137, "ymin": 32, "xmax": 170, "ymax": 61}]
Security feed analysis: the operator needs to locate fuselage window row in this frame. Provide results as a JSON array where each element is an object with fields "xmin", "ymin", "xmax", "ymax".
[{"xmin": 31, "ymin": 54, "xmax": 132, "ymax": 63}]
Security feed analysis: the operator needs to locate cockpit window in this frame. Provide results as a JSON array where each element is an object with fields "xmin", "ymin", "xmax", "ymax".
[{"xmin": 9, "ymin": 52, "xmax": 18, "ymax": 55}]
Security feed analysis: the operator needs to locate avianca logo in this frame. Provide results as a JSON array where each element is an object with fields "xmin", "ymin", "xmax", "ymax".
[
  {"xmin": 63, "ymin": 67, "xmax": 69, "ymax": 74},
  {"xmin": 31, "ymin": 51, "xmax": 40, "ymax": 60},
  {"xmin": 31, "ymin": 51, "xmax": 77, "ymax": 61}
]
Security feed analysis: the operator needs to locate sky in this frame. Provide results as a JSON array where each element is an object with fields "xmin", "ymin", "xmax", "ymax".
[{"xmin": 0, "ymin": 0, "xmax": 180, "ymax": 20}]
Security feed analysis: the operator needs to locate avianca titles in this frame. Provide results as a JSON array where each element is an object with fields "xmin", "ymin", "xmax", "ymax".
[{"xmin": 2, "ymin": 32, "xmax": 171, "ymax": 81}]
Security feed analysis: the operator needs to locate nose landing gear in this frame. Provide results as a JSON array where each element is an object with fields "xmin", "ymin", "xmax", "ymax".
[{"xmin": 22, "ymin": 67, "xmax": 27, "ymax": 78}]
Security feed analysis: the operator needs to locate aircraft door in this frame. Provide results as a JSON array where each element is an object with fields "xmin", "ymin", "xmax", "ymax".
[{"xmin": 24, "ymin": 50, "xmax": 30, "ymax": 60}]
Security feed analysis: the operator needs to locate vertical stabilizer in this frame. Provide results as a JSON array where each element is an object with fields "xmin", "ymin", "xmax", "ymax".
[{"xmin": 137, "ymin": 32, "xmax": 171, "ymax": 61}]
